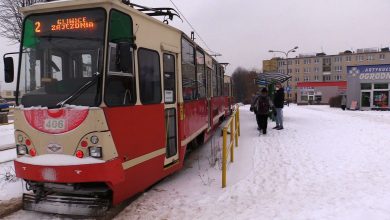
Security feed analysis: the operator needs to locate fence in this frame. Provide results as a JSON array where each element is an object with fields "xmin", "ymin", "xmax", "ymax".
[{"xmin": 222, "ymin": 105, "xmax": 240, "ymax": 188}]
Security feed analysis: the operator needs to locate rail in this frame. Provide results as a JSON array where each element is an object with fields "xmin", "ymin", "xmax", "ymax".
[{"xmin": 222, "ymin": 105, "xmax": 240, "ymax": 188}]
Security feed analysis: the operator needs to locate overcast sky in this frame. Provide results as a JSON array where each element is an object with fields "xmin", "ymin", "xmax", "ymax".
[{"xmin": 1, "ymin": 0, "xmax": 390, "ymax": 89}]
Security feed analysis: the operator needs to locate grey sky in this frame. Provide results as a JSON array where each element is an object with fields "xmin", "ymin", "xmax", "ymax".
[{"xmin": 1, "ymin": 0, "xmax": 390, "ymax": 90}]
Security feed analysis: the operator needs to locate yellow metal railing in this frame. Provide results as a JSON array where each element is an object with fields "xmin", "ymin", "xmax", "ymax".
[{"xmin": 222, "ymin": 105, "xmax": 240, "ymax": 188}]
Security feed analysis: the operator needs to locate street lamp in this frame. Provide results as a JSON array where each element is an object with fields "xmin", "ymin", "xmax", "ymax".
[{"xmin": 268, "ymin": 46, "xmax": 298, "ymax": 104}]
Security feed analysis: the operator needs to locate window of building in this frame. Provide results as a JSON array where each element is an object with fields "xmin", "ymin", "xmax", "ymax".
[
  {"xmin": 374, "ymin": 83, "xmax": 389, "ymax": 89},
  {"xmin": 314, "ymin": 67, "xmax": 319, "ymax": 72},
  {"xmin": 304, "ymin": 76, "xmax": 310, "ymax": 82},
  {"xmin": 301, "ymin": 96, "xmax": 308, "ymax": 101},
  {"xmin": 304, "ymin": 68, "xmax": 310, "ymax": 73},
  {"xmin": 182, "ymin": 38, "xmax": 196, "ymax": 101},
  {"xmin": 288, "ymin": 68, "xmax": 292, "ymax": 74},
  {"xmin": 334, "ymin": 57, "xmax": 342, "ymax": 62},
  {"xmin": 346, "ymin": 56, "xmax": 351, "ymax": 62},
  {"xmin": 367, "ymin": 55, "xmax": 374, "ymax": 61},
  {"xmin": 323, "ymin": 75, "xmax": 331, "ymax": 81},
  {"xmin": 163, "ymin": 54, "xmax": 175, "ymax": 104},
  {"xmin": 295, "ymin": 68, "xmax": 300, "ymax": 73},
  {"xmin": 304, "ymin": 59, "xmax": 311, "ymax": 64},
  {"xmin": 105, "ymin": 10, "xmax": 136, "ymax": 106},
  {"xmin": 334, "ymin": 75, "xmax": 342, "ymax": 81},
  {"xmin": 288, "ymin": 60, "xmax": 292, "ymax": 65},
  {"xmin": 295, "ymin": 60, "xmax": 300, "ymax": 65},
  {"xmin": 379, "ymin": 54, "xmax": 385, "ymax": 60},
  {"xmin": 361, "ymin": 83, "xmax": 372, "ymax": 90},
  {"xmin": 359, "ymin": 55, "xmax": 364, "ymax": 61},
  {"xmin": 138, "ymin": 48, "xmax": 161, "ymax": 104},
  {"xmin": 334, "ymin": 66, "xmax": 342, "ymax": 72},
  {"xmin": 314, "ymin": 75, "xmax": 319, "ymax": 81},
  {"xmin": 314, "ymin": 58, "xmax": 320, "ymax": 63}
]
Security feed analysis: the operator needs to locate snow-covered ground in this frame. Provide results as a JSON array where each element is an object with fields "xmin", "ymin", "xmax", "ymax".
[
  {"xmin": 0, "ymin": 124, "xmax": 15, "ymax": 150},
  {"xmin": 3, "ymin": 105, "xmax": 390, "ymax": 219}
]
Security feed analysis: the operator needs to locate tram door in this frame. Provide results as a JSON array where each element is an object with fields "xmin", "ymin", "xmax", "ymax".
[{"xmin": 163, "ymin": 53, "xmax": 179, "ymax": 166}]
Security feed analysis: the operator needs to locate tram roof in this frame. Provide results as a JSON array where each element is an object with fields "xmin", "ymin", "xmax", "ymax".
[{"xmin": 256, "ymin": 72, "xmax": 292, "ymax": 85}]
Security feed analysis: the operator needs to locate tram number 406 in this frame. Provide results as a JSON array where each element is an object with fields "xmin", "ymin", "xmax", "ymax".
[{"xmin": 44, "ymin": 119, "xmax": 66, "ymax": 130}]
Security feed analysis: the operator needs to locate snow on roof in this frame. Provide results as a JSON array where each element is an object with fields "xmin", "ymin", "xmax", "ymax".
[{"xmin": 16, "ymin": 154, "xmax": 105, "ymax": 166}]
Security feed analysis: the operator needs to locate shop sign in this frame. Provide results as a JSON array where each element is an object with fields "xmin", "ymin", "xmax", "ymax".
[{"xmin": 348, "ymin": 65, "xmax": 390, "ymax": 80}]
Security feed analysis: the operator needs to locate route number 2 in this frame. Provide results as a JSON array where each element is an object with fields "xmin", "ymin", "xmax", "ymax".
[{"xmin": 35, "ymin": 21, "xmax": 41, "ymax": 33}]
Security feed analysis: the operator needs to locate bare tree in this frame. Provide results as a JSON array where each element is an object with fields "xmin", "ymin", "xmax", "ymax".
[{"xmin": 0, "ymin": 0, "xmax": 46, "ymax": 43}]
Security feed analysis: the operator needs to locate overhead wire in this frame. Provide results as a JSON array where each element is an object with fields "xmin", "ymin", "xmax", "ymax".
[{"xmin": 167, "ymin": 0, "xmax": 220, "ymax": 56}]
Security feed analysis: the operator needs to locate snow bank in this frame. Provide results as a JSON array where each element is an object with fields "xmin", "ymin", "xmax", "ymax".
[
  {"xmin": 0, "ymin": 124, "xmax": 15, "ymax": 151},
  {"xmin": 16, "ymin": 154, "xmax": 105, "ymax": 166}
]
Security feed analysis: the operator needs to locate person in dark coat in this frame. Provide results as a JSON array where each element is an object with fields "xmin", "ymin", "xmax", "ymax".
[
  {"xmin": 256, "ymin": 88, "xmax": 271, "ymax": 134},
  {"xmin": 273, "ymin": 83, "xmax": 285, "ymax": 130}
]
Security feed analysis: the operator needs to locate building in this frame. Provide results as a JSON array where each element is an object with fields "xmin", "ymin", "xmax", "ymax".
[
  {"xmin": 262, "ymin": 57, "xmax": 279, "ymax": 73},
  {"xmin": 347, "ymin": 64, "xmax": 390, "ymax": 110},
  {"xmin": 297, "ymin": 81, "xmax": 347, "ymax": 105},
  {"xmin": 263, "ymin": 47, "xmax": 390, "ymax": 104}
]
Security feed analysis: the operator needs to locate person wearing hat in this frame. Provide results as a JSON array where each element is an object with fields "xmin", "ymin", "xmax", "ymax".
[{"xmin": 256, "ymin": 87, "xmax": 271, "ymax": 134}]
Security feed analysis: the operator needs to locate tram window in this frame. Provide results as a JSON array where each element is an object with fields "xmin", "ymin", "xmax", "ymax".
[
  {"xmin": 182, "ymin": 38, "xmax": 196, "ymax": 101},
  {"xmin": 163, "ymin": 54, "xmax": 176, "ymax": 104},
  {"xmin": 219, "ymin": 67, "xmax": 224, "ymax": 96},
  {"xmin": 138, "ymin": 48, "xmax": 162, "ymax": 104},
  {"xmin": 165, "ymin": 108, "xmax": 177, "ymax": 158},
  {"xmin": 212, "ymin": 63, "xmax": 217, "ymax": 97},
  {"xmin": 196, "ymin": 50, "xmax": 206, "ymax": 99},
  {"xmin": 105, "ymin": 10, "xmax": 135, "ymax": 106}
]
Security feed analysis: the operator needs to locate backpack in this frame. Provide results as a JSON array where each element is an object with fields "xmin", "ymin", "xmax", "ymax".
[{"xmin": 257, "ymin": 96, "xmax": 270, "ymax": 115}]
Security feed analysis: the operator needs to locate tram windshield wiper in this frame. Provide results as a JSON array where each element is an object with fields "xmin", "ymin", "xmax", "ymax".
[{"xmin": 56, "ymin": 72, "xmax": 100, "ymax": 108}]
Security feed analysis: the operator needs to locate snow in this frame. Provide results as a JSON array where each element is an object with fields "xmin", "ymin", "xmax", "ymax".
[
  {"xmin": 16, "ymin": 154, "xmax": 105, "ymax": 166},
  {"xmin": 0, "ymin": 124, "xmax": 15, "ymax": 151},
  {"xmin": 0, "ymin": 161, "xmax": 24, "ymax": 202},
  {"xmin": 3, "ymin": 105, "xmax": 390, "ymax": 219}
]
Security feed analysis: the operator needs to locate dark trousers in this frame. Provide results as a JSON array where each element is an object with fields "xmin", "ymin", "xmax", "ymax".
[
  {"xmin": 256, "ymin": 114, "xmax": 268, "ymax": 134},
  {"xmin": 341, "ymin": 105, "xmax": 346, "ymax": 110}
]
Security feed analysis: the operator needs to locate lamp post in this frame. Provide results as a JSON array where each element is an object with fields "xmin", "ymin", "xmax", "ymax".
[{"xmin": 268, "ymin": 46, "xmax": 298, "ymax": 104}]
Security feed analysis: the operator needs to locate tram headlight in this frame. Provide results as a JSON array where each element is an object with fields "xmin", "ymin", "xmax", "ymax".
[
  {"xmin": 89, "ymin": 146, "xmax": 102, "ymax": 158},
  {"xmin": 17, "ymin": 144, "xmax": 28, "ymax": 155}
]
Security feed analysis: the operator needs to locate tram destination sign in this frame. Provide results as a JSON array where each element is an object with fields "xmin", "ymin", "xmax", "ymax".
[
  {"xmin": 348, "ymin": 64, "xmax": 390, "ymax": 81},
  {"xmin": 25, "ymin": 8, "xmax": 105, "ymax": 38}
]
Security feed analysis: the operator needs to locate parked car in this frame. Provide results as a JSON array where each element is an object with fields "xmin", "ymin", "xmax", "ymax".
[{"xmin": 0, "ymin": 99, "xmax": 10, "ymax": 113}]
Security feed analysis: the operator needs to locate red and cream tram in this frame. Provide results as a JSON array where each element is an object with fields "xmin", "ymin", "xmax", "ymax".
[{"xmin": 3, "ymin": 0, "xmax": 234, "ymax": 216}]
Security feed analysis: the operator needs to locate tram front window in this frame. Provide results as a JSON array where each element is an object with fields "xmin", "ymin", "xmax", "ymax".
[{"xmin": 18, "ymin": 9, "xmax": 106, "ymax": 108}]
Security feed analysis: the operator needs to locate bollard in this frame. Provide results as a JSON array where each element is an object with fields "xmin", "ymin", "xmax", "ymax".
[
  {"xmin": 222, "ymin": 128, "xmax": 227, "ymax": 188},
  {"xmin": 230, "ymin": 119, "xmax": 234, "ymax": 163}
]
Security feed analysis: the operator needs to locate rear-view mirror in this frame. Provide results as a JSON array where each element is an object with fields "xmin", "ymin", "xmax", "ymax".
[{"xmin": 4, "ymin": 56, "xmax": 14, "ymax": 83}]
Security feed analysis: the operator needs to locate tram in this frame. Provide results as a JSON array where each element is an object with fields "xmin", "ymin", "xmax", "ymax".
[{"xmin": 3, "ymin": 0, "xmax": 234, "ymax": 216}]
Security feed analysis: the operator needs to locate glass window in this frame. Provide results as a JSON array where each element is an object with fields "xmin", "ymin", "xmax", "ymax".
[
  {"xmin": 361, "ymin": 92, "xmax": 371, "ymax": 107},
  {"xmin": 163, "ymin": 54, "xmax": 175, "ymax": 104},
  {"xmin": 138, "ymin": 49, "xmax": 161, "ymax": 104},
  {"xmin": 165, "ymin": 108, "xmax": 177, "ymax": 158},
  {"xmin": 196, "ymin": 50, "xmax": 206, "ymax": 99},
  {"xmin": 361, "ymin": 83, "xmax": 372, "ymax": 90},
  {"xmin": 105, "ymin": 10, "xmax": 135, "ymax": 106},
  {"xmin": 19, "ymin": 9, "xmax": 106, "ymax": 107},
  {"xmin": 374, "ymin": 83, "xmax": 388, "ymax": 90},
  {"xmin": 182, "ymin": 38, "xmax": 196, "ymax": 101},
  {"xmin": 373, "ymin": 91, "xmax": 389, "ymax": 108},
  {"xmin": 212, "ymin": 62, "xmax": 217, "ymax": 97}
]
